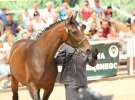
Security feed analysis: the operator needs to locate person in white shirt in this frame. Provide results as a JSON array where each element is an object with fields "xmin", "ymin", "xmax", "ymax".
[
  {"xmin": 40, "ymin": 1, "xmax": 58, "ymax": 26},
  {"xmin": 28, "ymin": 11, "xmax": 48, "ymax": 39}
]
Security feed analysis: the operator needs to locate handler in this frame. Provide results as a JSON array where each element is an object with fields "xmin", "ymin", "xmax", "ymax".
[{"xmin": 55, "ymin": 43, "xmax": 101, "ymax": 100}]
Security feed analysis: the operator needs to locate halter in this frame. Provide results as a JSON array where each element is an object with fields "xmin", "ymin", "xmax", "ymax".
[{"xmin": 64, "ymin": 23, "xmax": 88, "ymax": 48}]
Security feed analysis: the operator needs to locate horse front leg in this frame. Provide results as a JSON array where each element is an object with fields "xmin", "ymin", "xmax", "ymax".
[
  {"xmin": 42, "ymin": 84, "xmax": 55, "ymax": 100},
  {"xmin": 28, "ymin": 82, "xmax": 40, "ymax": 100},
  {"xmin": 11, "ymin": 75, "xmax": 19, "ymax": 100}
]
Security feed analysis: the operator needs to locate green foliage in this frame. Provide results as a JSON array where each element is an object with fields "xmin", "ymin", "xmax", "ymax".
[
  {"xmin": 101, "ymin": 0, "xmax": 135, "ymax": 21},
  {"xmin": 0, "ymin": 0, "xmax": 62, "ymax": 10},
  {"xmin": 0, "ymin": 0, "xmax": 135, "ymax": 22}
]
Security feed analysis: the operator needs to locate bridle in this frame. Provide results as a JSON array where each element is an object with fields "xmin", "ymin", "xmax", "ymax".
[{"xmin": 64, "ymin": 21, "xmax": 88, "ymax": 48}]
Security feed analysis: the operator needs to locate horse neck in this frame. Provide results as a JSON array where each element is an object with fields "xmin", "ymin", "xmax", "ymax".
[{"xmin": 33, "ymin": 22, "xmax": 65, "ymax": 61}]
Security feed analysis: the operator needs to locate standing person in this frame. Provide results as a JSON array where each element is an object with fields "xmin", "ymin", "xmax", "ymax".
[
  {"xmin": 28, "ymin": 11, "xmax": 47, "ymax": 39},
  {"xmin": 81, "ymin": 0, "xmax": 93, "ymax": 22},
  {"xmin": 22, "ymin": 9, "xmax": 31, "ymax": 29},
  {"xmin": 0, "ymin": 20, "xmax": 4, "ymax": 36},
  {"xmin": 55, "ymin": 43, "xmax": 101, "ymax": 100},
  {"xmin": 28, "ymin": 2, "xmax": 39, "ymax": 20},
  {"xmin": 127, "ymin": 8, "xmax": 135, "ymax": 26},
  {"xmin": 0, "ymin": 8, "xmax": 8, "ymax": 36},
  {"xmin": 59, "ymin": 2, "xmax": 73, "ymax": 20},
  {"xmin": 0, "ymin": 32, "xmax": 13, "ymax": 90},
  {"xmin": 40, "ymin": 1, "xmax": 58, "ymax": 25},
  {"xmin": 0, "ymin": 8, "xmax": 8, "ymax": 26},
  {"xmin": 103, "ymin": 6, "xmax": 113, "ymax": 19},
  {"xmin": 5, "ymin": 13, "xmax": 18, "ymax": 36},
  {"xmin": 93, "ymin": 0, "xmax": 104, "ymax": 21}
]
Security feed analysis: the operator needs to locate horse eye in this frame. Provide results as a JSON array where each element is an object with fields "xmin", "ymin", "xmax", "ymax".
[{"xmin": 72, "ymin": 32, "xmax": 77, "ymax": 34}]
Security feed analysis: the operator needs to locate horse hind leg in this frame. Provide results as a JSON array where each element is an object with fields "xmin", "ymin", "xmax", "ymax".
[
  {"xmin": 11, "ymin": 75, "xmax": 19, "ymax": 100},
  {"xmin": 28, "ymin": 82, "xmax": 40, "ymax": 100}
]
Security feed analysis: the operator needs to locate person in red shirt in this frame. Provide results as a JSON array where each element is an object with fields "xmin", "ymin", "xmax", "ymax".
[
  {"xmin": 104, "ymin": 6, "xmax": 113, "ymax": 19},
  {"xmin": 98, "ymin": 19, "xmax": 117, "ymax": 39},
  {"xmin": 81, "ymin": 0, "xmax": 92, "ymax": 21}
]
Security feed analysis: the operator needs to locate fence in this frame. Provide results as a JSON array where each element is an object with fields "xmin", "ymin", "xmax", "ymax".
[{"xmin": 112, "ymin": 6, "xmax": 135, "ymax": 75}]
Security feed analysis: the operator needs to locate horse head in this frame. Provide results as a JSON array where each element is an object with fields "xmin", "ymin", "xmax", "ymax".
[{"xmin": 62, "ymin": 15, "xmax": 91, "ymax": 53}]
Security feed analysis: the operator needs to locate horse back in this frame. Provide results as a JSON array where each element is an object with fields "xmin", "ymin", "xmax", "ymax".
[{"xmin": 10, "ymin": 39, "xmax": 35, "ymax": 59}]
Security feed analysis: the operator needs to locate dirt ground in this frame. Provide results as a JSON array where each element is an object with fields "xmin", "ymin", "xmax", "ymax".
[{"xmin": 0, "ymin": 77, "xmax": 135, "ymax": 100}]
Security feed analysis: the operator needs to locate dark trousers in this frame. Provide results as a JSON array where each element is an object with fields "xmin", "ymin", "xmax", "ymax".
[
  {"xmin": 65, "ymin": 84, "xmax": 79, "ymax": 100},
  {"xmin": 65, "ymin": 85, "xmax": 102, "ymax": 100}
]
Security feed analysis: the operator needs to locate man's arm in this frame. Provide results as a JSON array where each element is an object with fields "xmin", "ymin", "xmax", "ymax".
[{"xmin": 55, "ymin": 47, "xmax": 66, "ymax": 66}]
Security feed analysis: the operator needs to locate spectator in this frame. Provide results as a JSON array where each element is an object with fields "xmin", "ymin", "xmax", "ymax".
[
  {"xmin": 104, "ymin": 6, "xmax": 113, "ymax": 19},
  {"xmin": 22, "ymin": 9, "xmax": 31, "ymax": 29},
  {"xmin": 93, "ymin": 0, "xmax": 104, "ymax": 21},
  {"xmin": 98, "ymin": 19, "xmax": 117, "ymax": 39},
  {"xmin": 14, "ymin": 26, "xmax": 29, "ymax": 41},
  {"xmin": 69, "ymin": 0, "xmax": 79, "ymax": 8},
  {"xmin": 88, "ymin": 21, "xmax": 98, "ymax": 38},
  {"xmin": 28, "ymin": 11, "xmax": 47, "ymax": 39},
  {"xmin": 0, "ymin": 8, "xmax": 8, "ymax": 36},
  {"xmin": 0, "ymin": 20, "xmax": 4, "ymax": 36},
  {"xmin": 28, "ymin": 2, "xmax": 39, "ymax": 20},
  {"xmin": 131, "ymin": 23, "xmax": 135, "ymax": 33},
  {"xmin": 80, "ymin": 0, "xmax": 93, "ymax": 21},
  {"xmin": 59, "ymin": 2, "xmax": 73, "ymax": 20},
  {"xmin": 0, "ymin": 33, "xmax": 13, "ymax": 90},
  {"xmin": 0, "ymin": 8, "xmax": 8, "ymax": 26},
  {"xmin": 88, "ymin": 11, "xmax": 97, "ymax": 26},
  {"xmin": 80, "ymin": 24, "xmax": 86, "ymax": 33},
  {"xmin": 5, "ymin": 13, "xmax": 18, "ymax": 36},
  {"xmin": 83, "ymin": 12, "xmax": 98, "ymax": 36},
  {"xmin": 40, "ymin": 1, "xmax": 58, "ymax": 25},
  {"xmin": 127, "ymin": 8, "xmax": 135, "ymax": 25}
]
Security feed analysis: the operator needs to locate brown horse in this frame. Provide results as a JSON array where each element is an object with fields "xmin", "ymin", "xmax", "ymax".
[{"xmin": 9, "ymin": 16, "xmax": 91, "ymax": 100}]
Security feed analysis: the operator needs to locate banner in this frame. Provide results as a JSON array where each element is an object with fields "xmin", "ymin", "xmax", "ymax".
[
  {"xmin": 87, "ymin": 40, "xmax": 119, "ymax": 80},
  {"xmin": 56, "ymin": 40, "xmax": 119, "ymax": 81}
]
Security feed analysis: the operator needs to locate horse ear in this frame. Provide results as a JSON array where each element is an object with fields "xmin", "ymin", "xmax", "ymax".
[
  {"xmin": 69, "ymin": 15, "xmax": 74, "ymax": 22},
  {"xmin": 69, "ymin": 11, "xmax": 78, "ymax": 22}
]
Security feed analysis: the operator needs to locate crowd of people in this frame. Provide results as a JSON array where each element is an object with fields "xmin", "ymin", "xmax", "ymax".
[{"xmin": 0, "ymin": 0, "xmax": 135, "ymax": 90}]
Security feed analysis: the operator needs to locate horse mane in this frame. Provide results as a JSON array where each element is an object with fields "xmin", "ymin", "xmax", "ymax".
[{"xmin": 36, "ymin": 19, "xmax": 66, "ymax": 39}]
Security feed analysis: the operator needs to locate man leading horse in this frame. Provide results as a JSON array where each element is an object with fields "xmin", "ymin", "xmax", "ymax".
[{"xmin": 55, "ymin": 43, "xmax": 102, "ymax": 100}]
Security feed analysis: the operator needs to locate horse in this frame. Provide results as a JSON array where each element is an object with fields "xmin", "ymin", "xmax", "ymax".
[{"xmin": 9, "ymin": 16, "xmax": 91, "ymax": 100}]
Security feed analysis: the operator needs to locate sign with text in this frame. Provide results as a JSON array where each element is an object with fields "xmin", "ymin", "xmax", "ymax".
[{"xmin": 86, "ymin": 41, "xmax": 119, "ymax": 80}]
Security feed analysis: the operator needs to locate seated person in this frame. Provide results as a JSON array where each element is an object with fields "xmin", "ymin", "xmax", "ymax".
[
  {"xmin": 0, "ymin": 42, "xmax": 10, "ymax": 90},
  {"xmin": 88, "ymin": 21, "xmax": 98, "ymax": 38},
  {"xmin": 103, "ymin": 6, "xmax": 113, "ymax": 19},
  {"xmin": 0, "ymin": 32, "xmax": 13, "ymax": 90},
  {"xmin": 97, "ymin": 19, "xmax": 117, "ymax": 39}
]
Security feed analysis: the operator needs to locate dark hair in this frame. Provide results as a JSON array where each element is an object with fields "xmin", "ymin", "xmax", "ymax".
[
  {"xmin": 85, "ymin": 0, "xmax": 89, "ymax": 4},
  {"xmin": 33, "ymin": 10, "xmax": 40, "ymax": 16},
  {"xmin": 100, "ymin": 19, "xmax": 111, "ymax": 26},
  {"xmin": 81, "ymin": 24, "xmax": 86, "ymax": 32},
  {"xmin": 107, "ymin": 6, "xmax": 112, "ymax": 9}
]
